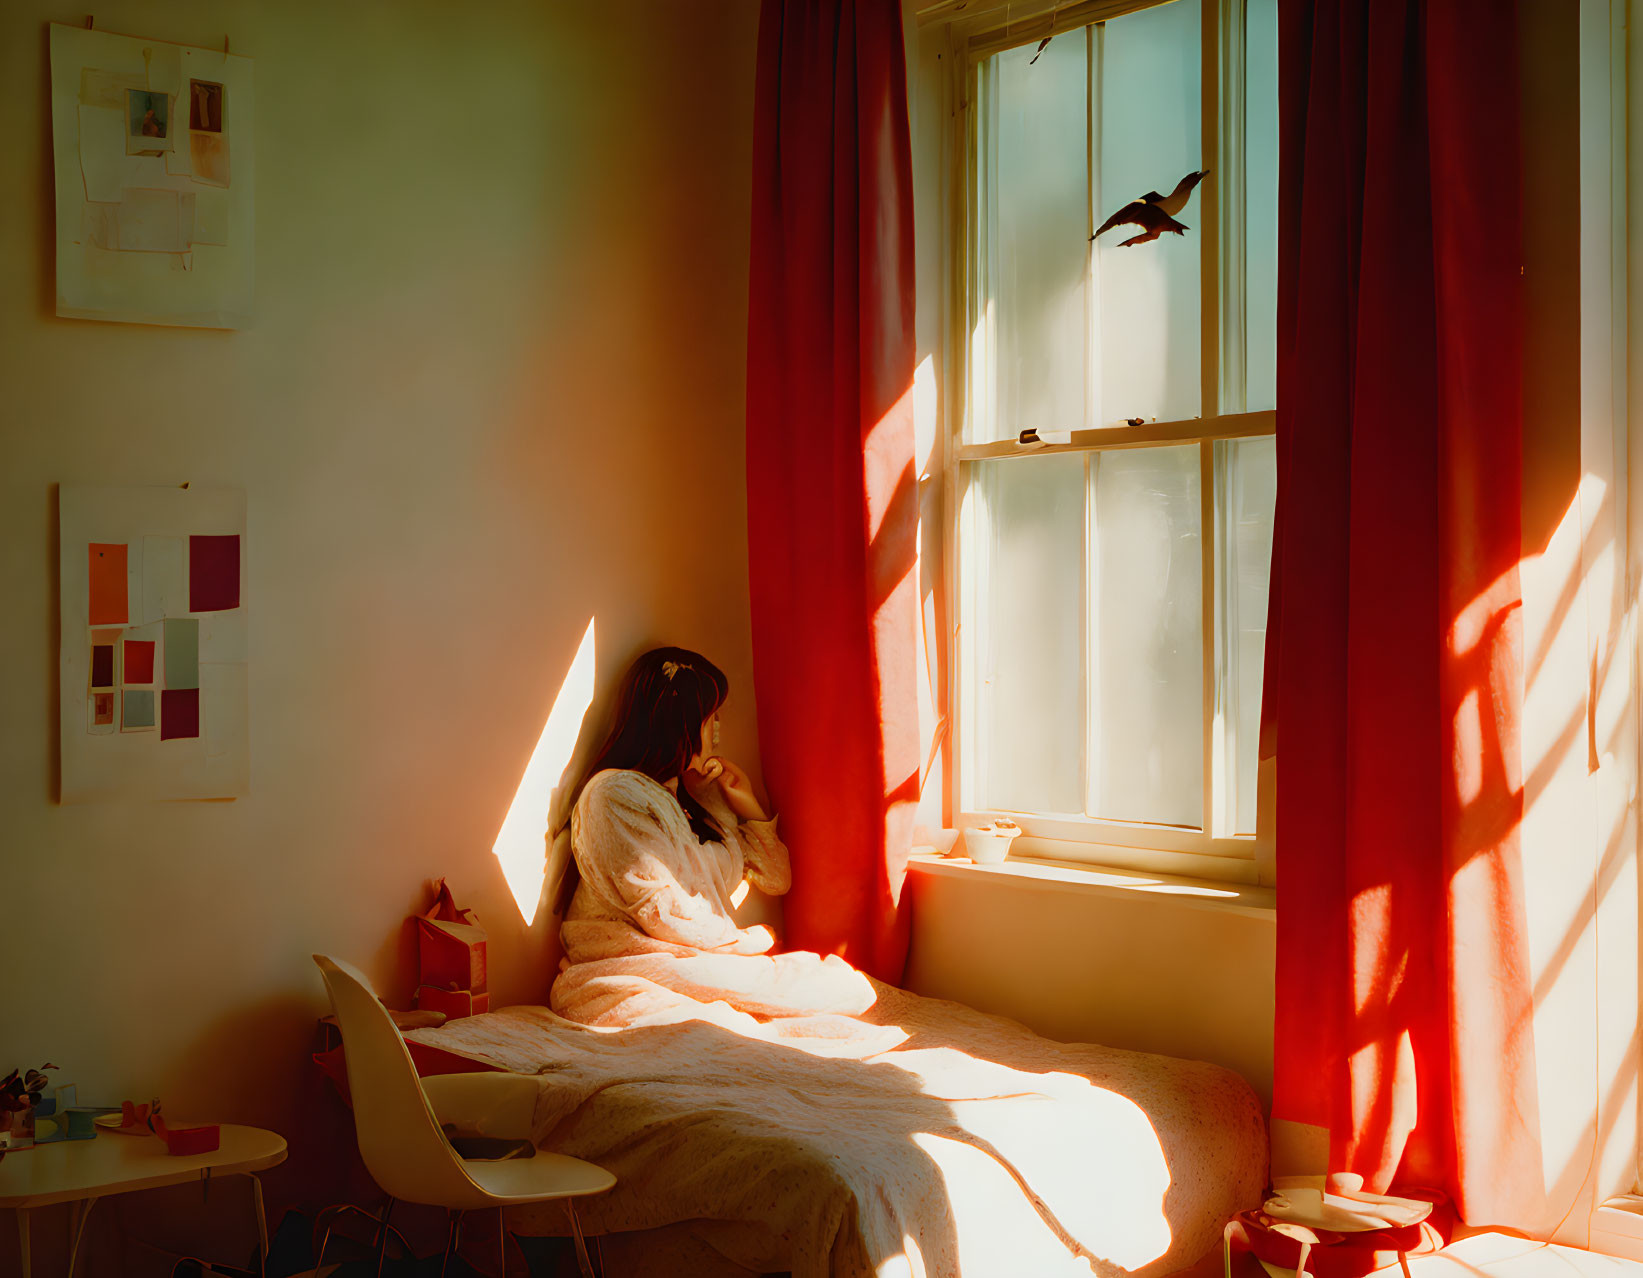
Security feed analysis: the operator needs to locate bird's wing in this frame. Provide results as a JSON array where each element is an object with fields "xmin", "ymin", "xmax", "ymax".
[
  {"xmin": 1155, "ymin": 171, "xmax": 1207, "ymax": 216},
  {"xmin": 1094, "ymin": 199, "xmax": 1152, "ymax": 237},
  {"xmin": 1116, "ymin": 209, "xmax": 1191, "ymax": 247}
]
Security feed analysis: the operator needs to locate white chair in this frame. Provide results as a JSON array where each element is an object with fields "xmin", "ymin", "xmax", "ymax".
[{"xmin": 312, "ymin": 954, "xmax": 615, "ymax": 1277}]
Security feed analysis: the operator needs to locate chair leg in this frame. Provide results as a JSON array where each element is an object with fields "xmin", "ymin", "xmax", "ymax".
[
  {"xmin": 313, "ymin": 1212, "xmax": 334, "ymax": 1275},
  {"xmin": 565, "ymin": 1199, "xmax": 597, "ymax": 1278},
  {"xmin": 317, "ymin": 1201, "xmax": 409, "ymax": 1276},
  {"xmin": 313, "ymin": 1202, "xmax": 363, "ymax": 1274},
  {"xmin": 374, "ymin": 1198, "xmax": 396, "ymax": 1278},
  {"xmin": 440, "ymin": 1210, "xmax": 463, "ymax": 1278}
]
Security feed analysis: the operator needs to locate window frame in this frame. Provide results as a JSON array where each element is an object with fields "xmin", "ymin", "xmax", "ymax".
[{"xmin": 940, "ymin": 0, "xmax": 1276, "ymax": 886}]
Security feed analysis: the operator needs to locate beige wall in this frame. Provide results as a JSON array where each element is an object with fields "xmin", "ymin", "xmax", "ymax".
[
  {"xmin": 904, "ymin": 864, "xmax": 1277, "ymax": 1105},
  {"xmin": 0, "ymin": 0, "xmax": 759, "ymax": 1264}
]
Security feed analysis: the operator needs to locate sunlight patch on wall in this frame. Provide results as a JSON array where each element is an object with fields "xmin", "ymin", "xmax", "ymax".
[
  {"xmin": 492, "ymin": 618, "xmax": 597, "ymax": 926},
  {"xmin": 1519, "ymin": 471, "xmax": 1638, "ymax": 1209}
]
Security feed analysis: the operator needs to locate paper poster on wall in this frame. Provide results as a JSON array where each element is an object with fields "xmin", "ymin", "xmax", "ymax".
[
  {"xmin": 49, "ymin": 24, "xmax": 255, "ymax": 329},
  {"xmin": 60, "ymin": 486, "xmax": 249, "ymax": 802}
]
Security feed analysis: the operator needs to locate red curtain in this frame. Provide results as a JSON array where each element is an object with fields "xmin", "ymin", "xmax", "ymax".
[
  {"xmin": 1264, "ymin": 0, "xmax": 1543, "ymax": 1221},
  {"xmin": 745, "ymin": 0, "xmax": 921, "ymax": 982}
]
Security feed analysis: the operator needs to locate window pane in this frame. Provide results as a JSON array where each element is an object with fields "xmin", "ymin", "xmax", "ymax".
[
  {"xmin": 1096, "ymin": 1, "xmax": 1202, "ymax": 426},
  {"xmin": 1089, "ymin": 445, "xmax": 1202, "ymax": 826},
  {"xmin": 1245, "ymin": 0, "xmax": 1279, "ymax": 411},
  {"xmin": 987, "ymin": 35, "xmax": 1089, "ymax": 442},
  {"xmin": 974, "ymin": 454, "xmax": 1085, "ymax": 814},
  {"xmin": 1216, "ymin": 436, "xmax": 1276, "ymax": 834}
]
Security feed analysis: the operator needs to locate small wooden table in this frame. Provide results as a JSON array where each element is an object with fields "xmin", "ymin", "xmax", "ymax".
[{"xmin": 0, "ymin": 1124, "xmax": 287, "ymax": 1277}]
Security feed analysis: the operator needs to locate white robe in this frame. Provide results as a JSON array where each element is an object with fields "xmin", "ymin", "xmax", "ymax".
[{"xmin": 551, "ymin": 769, "xmax": 905, "ymax": 1054}]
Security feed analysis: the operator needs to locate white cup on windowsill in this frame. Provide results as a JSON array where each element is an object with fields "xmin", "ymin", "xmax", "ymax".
[{"xmin": 960, "ymin": 820, "xmax": 1021, "ymax": 865}]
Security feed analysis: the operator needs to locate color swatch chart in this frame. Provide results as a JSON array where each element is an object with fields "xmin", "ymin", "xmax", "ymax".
[
  {"xmin": 85, "ymin": 534, "xmax": 240, "ymax": 739},
  {"xmin": 59, "ymin": 485, "xmax": 249, "ymax": 802}
]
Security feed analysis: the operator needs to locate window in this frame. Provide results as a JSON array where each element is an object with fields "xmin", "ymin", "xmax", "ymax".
[{"xmin": 947, "ymin": 0, "xmax": 1279, "ymax": 882}]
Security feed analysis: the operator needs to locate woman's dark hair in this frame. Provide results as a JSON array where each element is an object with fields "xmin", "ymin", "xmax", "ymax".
[{"xmin": 583, "ymin": 647, "xmax": 729, "ymax": 845}]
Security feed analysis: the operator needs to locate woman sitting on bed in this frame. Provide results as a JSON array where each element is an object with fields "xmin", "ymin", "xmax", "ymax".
[{"xmin": 551, "ymin": 647, "xmax": 900, "ymax": 1052}]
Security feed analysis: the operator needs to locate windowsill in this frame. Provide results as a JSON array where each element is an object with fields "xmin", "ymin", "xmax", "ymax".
[
  {"xmin": 1595, "ymin": 1196, "xmax": 1643, "ymax": 1239},
  {"xmin": 1591, "ymin": 1197, "xmax": 1643, "ymax": 1261},
  {"xmin": 907, "ymin": 849, "xmax": 1277, "ymax": 919}
]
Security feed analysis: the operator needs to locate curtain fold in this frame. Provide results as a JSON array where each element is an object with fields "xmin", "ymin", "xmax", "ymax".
[
  {"xmin": 1264, "ymin": 0, "xmax": 1543, "ymax": 1222},
  {"xmin": 745, "ymin": 0, "xmax": 921, "ymax": 983}
]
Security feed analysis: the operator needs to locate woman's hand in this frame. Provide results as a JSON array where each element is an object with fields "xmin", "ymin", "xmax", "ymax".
[{"xmin": 691, "ymin": 755, "xmax": 769, "ymax": 823}]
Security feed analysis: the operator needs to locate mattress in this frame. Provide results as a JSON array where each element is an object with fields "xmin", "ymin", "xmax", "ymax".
[{"xmin": 409, "ymin": 982, "xmax": 1267, "ymax": 1278}]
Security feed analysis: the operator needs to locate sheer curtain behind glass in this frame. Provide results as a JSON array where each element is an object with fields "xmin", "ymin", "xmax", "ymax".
[
  {"xmin": 1088, "ymin": 445, "xmax": 1201, "ymax": 825},
  {"xmin": 1218, "ymin": 436, "xmax": 1276, "ymax": 834},
  {"xmin": 992, "ymin": 37, "xmax": 1088, "ymax": 440},
  {"xmin": 978, "ymin": 455, "xmax": 1085, "ymax": 814},
  {"xmin": 1096, "ymin": 1, "xmax": 1201, "ymax": 426},
  {"xmin": 1244, "ymin": 0, "xmax": 1279, "ymax": 411}
]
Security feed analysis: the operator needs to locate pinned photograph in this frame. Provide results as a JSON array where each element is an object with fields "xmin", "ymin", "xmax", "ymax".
[
  {"xmin": 52, "ymin": 24, "xmax": 254, "ymax": 327},
  {"xmin": 189, "ymin": 79, "xmax": 224, "ymax": 132},
  {"xmin": 191, "ymin": 132, "xmax": 230, "ymax": 187},
  {"xmin": 125, "ymin": 88, "xmax": 173, "ymax": 154}
]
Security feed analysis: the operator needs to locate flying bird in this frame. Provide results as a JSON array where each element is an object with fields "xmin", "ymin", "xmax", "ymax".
[{"xmin": 1091, "ymin": 171, "xmax": 1209, "ymax": 247}]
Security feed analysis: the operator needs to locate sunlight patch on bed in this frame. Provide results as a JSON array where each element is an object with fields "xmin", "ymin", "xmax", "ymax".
[
  {"xmin": 911, "ymin": 1118, "xmax": 1171, "ymax": 1274},
  {"xmin": 492, "ymin": 617, "xmax": 598, "ymax": 925}
]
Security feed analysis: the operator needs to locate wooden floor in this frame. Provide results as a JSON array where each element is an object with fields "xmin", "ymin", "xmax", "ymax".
[{"xmin": 1175, "ymin": 1232, "xmax": 1643, "ymax": 1278}]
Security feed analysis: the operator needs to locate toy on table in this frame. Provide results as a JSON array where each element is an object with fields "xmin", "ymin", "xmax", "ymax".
[
  {"xmin": 94, "ymin": 1098, "xmax": 160, "ymax": 1134},
  {"xmin": 91, "ymin": 1099, "xmax": 221, "ymax": 1155},
  {"xmin": 0, "ymin": 1063, "xmax": 58, "ymax": 1152},
  {"xmin": 31, "ymin": 1083, "xmax": 115, "ymax": 1143},
  {"xmin": 414, "ymin": 878, "xmax": 489, "ymax": 1020}
]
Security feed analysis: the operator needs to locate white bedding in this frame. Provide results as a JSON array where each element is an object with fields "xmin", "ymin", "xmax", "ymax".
[{"xmin": 410, "ymin": 984, "xmax": 1266, "ymax": 1278}]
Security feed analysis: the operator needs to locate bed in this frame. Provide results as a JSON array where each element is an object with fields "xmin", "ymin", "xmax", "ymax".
[{"xmin": 407, "ymin": 979, "xmax": 1266, "ymax": 1278}]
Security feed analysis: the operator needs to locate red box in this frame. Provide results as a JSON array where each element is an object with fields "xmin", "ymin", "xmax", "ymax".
[
  {"xmin": 417, "ymin": 880, "xmax": 487, "ymax": 994},
  {"xmin": 418, "ymin": 919, "xmax": 486, "ymax": 992},
  {"xmin": 415, "ymin": 986, "xmax": 490, "ymax": 1020}
]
